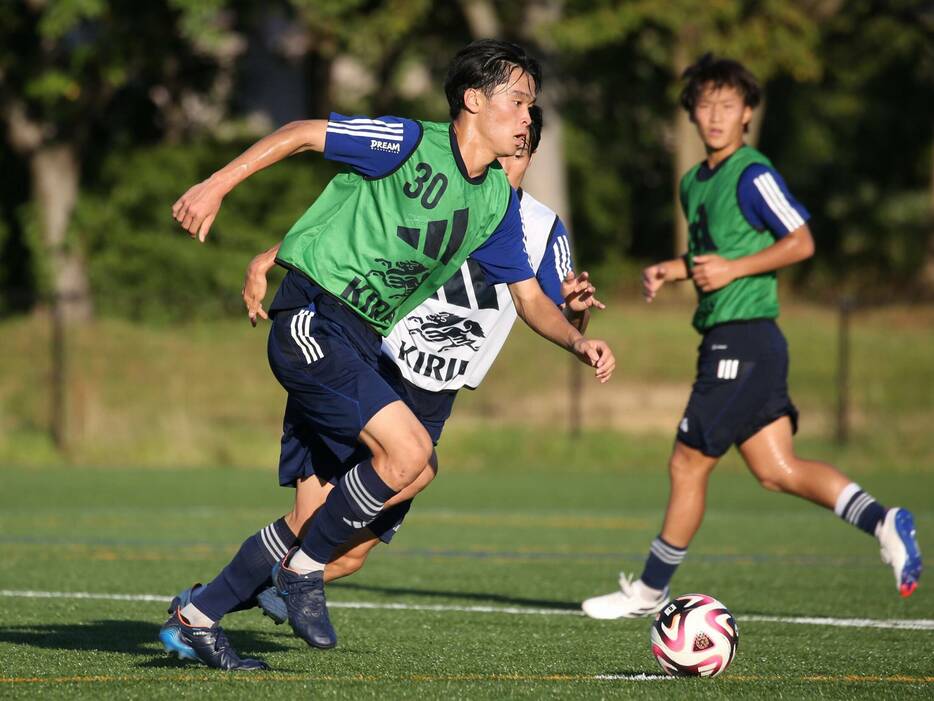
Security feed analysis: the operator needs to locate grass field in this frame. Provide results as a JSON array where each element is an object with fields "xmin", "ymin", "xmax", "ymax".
[{"xmin": 1, "ymin": 462, "xmax": 931, "ymax": 699}]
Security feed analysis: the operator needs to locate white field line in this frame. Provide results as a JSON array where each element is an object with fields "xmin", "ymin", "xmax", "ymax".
[{"xmin": 1, "ymin": 589, "xmax": 932, "ymax": 631}]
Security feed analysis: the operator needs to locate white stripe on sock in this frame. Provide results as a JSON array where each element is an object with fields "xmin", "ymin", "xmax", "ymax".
[
  {"xmin": 650, "ymin": 539, "xmax": 686, "ymax": 564},
  {"xmin": 259, "ymin": 526, "xmax": 285, "ymax": 560},
  {"xmin": 345, "ymin": 469, "xmax": 382, "ymax": 516},
  {"xmin": 266, "ymin": 523, "xmax": 289, "ymax": 557},
  {"xmin": 847, "ymin": 494, "xmax": 873, "ymax": 525},
  {"xmin": 834, "ymin": 483, "xmax": 861, "ymax": 517}
]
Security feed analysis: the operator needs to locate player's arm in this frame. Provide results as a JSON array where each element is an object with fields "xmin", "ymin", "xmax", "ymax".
[
  {"xmin": 692, "ymin": 226, "xmax": 814, "ymax": 292},
  {"xmin": 173, "ymin": 121, "xmax": 328, "ymax": 241},
  {"xmin": 692, "ymin": 164, "xmax": 814, "ymax": 293},
  {"xmin": 473, "ymin": 194, "xmax": 614, "ymax": 382},
  {"xmin": 243, "ymin": 242, "xmax": 282, "ymax": 326},
  {"xmin": 509, "ymin": 278, "xmax": 614, "ymax": 383},
  {"xmin": 642, "ymin": 257, "xmax": 689, "ymax": 302}
]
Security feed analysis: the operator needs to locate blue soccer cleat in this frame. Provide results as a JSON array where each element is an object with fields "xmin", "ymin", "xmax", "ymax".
[
  {"xmin": 257, "ymin": 586, "xmax": 288, "ymax": 625},
  {"xmin": 272, "ymin": 550, "xmax": 337, "ymax": 649},
  {"xmin": 158, "ymin": 609, "xmax": 269, "ymax": 670},
  {"xmin": 878, "ymin": 507, "xmax": 922, "ymax": 597}
]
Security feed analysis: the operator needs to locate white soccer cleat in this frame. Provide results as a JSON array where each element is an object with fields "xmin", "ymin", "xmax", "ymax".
[
  {"xmin": 581, "ymin": 573, "xmax": 669, "ymax": 620},
  {"xmin": 877, "ymin": 507, "xmax": 922, "ymax": 597}
]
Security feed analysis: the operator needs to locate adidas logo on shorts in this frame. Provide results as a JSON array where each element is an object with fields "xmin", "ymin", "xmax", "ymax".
[{"xmin": 716, "ymin": 359, "xmax": 740, "ymax": 380}]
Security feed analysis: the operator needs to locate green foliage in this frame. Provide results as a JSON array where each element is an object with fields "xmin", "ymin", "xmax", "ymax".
[
  {"xmin": 1, "ymin": 0, "xmax": 933, "ymax": 312},
  {"xmin": 760, "ymin": 0, "xmax": 934, "ymax": 297},
  {"xmin": 70, "ymin": 138, "xmax": 336, "ymax": 322}
]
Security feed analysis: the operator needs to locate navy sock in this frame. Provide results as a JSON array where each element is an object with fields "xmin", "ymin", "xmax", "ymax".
[
  {"xmin": 639, "ymin": 535, "xmax": 687, "ymax": 591},
  {"xmin": 192, "ymin": 518, "xmax": 297, "ymax": 621},
  {"xmin": 299, "ymin": 461, "xmax": 397, "ymax": 564},
  {"xmin": 834, "ymin": 483, "xmax": 887, "ymax": 536}
]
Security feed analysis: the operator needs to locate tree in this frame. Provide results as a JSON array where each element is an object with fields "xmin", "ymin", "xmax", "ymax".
[
  {"xmin": 546, "ymin": 0, "xmax": 824, "ymax": 263},
  {"xmin": 0, "ymin": 0, "xmax": 240, "ymax": 448}
]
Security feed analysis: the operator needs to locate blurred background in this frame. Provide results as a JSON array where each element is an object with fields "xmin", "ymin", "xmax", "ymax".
[{"xmin": 1, "ymin": 0, "xmax": 932, "ymax": 476}]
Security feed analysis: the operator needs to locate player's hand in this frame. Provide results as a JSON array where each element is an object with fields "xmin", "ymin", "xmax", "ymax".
[
  {"xmin": 571, "ymin": 337, "xmax": 615, "ymax": 383},
  {"xmin": 642, "ymin": 263, "xmax": 667, "ymax": 302},
  {"xmin": 561, "ymin": 270, "xmax": 606, "ymax": 312},
  {"xmin": 172, "ymin": 176, "xmax": 226, "ymax": 242},
  {"xmin": 692, "ymin": 254, "xmax": 736, "ymax": 292},
  {"xmin": 242, "ymin": 260, "xmax": 270, "ymax": 327}
]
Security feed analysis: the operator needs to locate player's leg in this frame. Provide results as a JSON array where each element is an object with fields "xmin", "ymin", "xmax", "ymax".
[
  {"xmin": 159, "ymin": 468, "xmax": 331, "ymax": 670},
  {"xmin": 258, "ymin": 457, "xmax": 436, "ymax": 624},
  {"xmin": 274, "ymin": 402, "xmax": 430, "ymax": 648},
  {"xmin": 284, "ymin": 399, "xmax": 432, "ymax": 574},
  {"xmin": 738, "ymin": 416, "xmax": 849, "ymax": 507},
  {"xmin": 325, "ymin": 451, "xmax": 437, "ymax": 580},
  {"xmin": 739, "ymin": 416, "xmax": 921, "ymax": 597},
  {"xmin": 583, "ymin": 322, "xmax": 754, "ymax": 620},
  {"xmin": 582, "ymin": 442, "xmax": 719, "ymax": 619}
]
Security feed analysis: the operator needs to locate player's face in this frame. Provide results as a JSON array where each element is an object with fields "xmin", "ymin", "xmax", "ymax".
[
  {"xmin": 692, "ymin": 84, "xmax": 752, "ymax": 154},
  {"xmin": 498, "ymin": 133, "xmax": 533, "ymax": 188},
  {"xmin": 477, "ymin": 67, "xmax": 536, "ymax": 158}
]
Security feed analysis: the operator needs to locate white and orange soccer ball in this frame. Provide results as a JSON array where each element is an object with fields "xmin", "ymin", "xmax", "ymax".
[{"xmin": 650, "ymin": 593, "xmax": 739, "ymax": 678}]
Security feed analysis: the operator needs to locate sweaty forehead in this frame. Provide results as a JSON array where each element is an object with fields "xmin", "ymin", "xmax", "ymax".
[{"xmin": 498, "ymin": 66, "xmax": 537, "ymax": 99}]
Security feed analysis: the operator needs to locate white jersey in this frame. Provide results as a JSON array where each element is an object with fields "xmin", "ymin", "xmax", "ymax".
[{"xmin": 383, "ymin": 189, "xmax": 573, "ymax": 392}]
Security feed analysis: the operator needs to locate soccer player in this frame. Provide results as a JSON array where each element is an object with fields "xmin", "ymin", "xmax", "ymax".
[
  {"xmin": 581, "ymin": 54, "xmax": 922, "ymax": 620},
  {"xmin": 162, "ymin": 40, "xmax": 615, "ymax": 669},
  {"xmin": 229, "ymin": 106, "xmax": 601, "ymax": 608}
]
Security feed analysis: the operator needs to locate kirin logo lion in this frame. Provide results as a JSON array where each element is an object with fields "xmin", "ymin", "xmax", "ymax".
[
  {"xmin": 366, "ymin": 258, "xmax": 429, "ymax": 299},
  {"xmin": 407, "ymin": 311, "xmax": 485, "ymax": 351}
]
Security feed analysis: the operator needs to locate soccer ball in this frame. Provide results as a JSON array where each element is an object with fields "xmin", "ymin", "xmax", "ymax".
[{"xmin": 650, "ymin": 593, "xmax": 739, "ymax": 678}]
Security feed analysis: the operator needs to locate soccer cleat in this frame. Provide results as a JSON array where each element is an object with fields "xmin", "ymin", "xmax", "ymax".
[
  {"xmin": 581, "ymin": 573, "xmax": 670, "ymax": 620},
  {"xmin": 256, "ymin": 586, "xmax": 288, "ymax": 625},
  {"xmin": 272, "ymin": 550, "xmax": 337, "ymax": 649},
  {"xmin": 158, "ymin": 610, "xmax": 269, "ymax": 671},
  {"xmin": 877, "ymin": 507, "xmax": 922, "ymax": 597}
]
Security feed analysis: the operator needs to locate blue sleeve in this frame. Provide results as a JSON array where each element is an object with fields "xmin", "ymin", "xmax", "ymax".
[
  {"xmin": 737, "ymin": 163, "xmax": 810, "ymax": 238},
  {"xmin": 469, "ymin": 189, "xmax": 535, "ymax": 285},
  {"xmin": 323, "ymin": 113, "xmax": 421, "ymax": 178},
  {"xmin": 536, "ymin": 216, "xmax": 573, "ymax": 306}
]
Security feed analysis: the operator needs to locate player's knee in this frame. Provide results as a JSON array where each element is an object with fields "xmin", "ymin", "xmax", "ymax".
[
  {"xmin": 754, "ymin": 466, "xmax": 798, "ymax": 494},
  {"xmin": 382, "ymin": 429, "xmax": 433, "ymax": 488},
  {"xmin": 668, "ymin": 451, "xmax": 713, "ymax": 483},
  {"xmin": 419, "ymin": 451, "xmax": 439, "ymax": 488}
]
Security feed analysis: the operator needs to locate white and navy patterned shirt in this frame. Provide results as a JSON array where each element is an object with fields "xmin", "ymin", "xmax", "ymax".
[{"xmin": 382, "ymin": 189, "xmax": 572, "ymax": 392}]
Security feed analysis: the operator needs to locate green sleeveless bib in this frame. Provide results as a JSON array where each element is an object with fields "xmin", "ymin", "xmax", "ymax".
[
  {"xmin": 680, "ymin": 145, "xmax": 780, "ymax": 332},
  {"xmin": 277, "ymin": 121, "xmax": 512, "ymax": 335}
]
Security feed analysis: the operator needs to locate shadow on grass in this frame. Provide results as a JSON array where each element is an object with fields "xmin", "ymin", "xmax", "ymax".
[
  {"xmin": 331, "ymin": 581, "xmax": 580, "ymax": 611},
  {"xmin": 0, "ymin": 619, "xmax": 290, "ymax": 661}
]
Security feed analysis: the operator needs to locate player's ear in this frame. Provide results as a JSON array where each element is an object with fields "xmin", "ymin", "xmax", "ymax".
[{"xmin": 463, "ymin": 87, "xmax": 483, "ymax": 115}]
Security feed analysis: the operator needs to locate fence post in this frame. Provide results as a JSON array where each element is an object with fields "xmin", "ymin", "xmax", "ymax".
[
  {"xmin": 50, "ymin": 296, "xmax": 68, "ymax": 453},
  {"xmin": 835, "ymin": 296, "xmax": 853, "ymax": 445}
]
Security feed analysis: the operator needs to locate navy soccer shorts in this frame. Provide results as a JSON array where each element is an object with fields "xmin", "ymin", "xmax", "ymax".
[
  {"xmin": 268, "ymin": 287, "xmax": 456, "ymax": 543},
  {"xmin": 676, "ymin": 319, "xmax": 799, "ymax": 458}
]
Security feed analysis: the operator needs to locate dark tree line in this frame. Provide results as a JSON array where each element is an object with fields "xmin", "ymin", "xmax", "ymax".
[{"xmin": 2, "ymin": 0, "xmax": 932, "ymax": 325}]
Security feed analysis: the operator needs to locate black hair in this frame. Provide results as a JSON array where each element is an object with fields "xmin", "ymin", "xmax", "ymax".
[
  {"xmin": 527, "ymin": 104, "xmax": 543, "ymax": 154},
  {"xmin": 444, "ymin": 39, "xmax": 542, "ymax": 120},
  {"xmin": 679, "ymin": 53, "xmax": 761, "ymax": 116}
]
